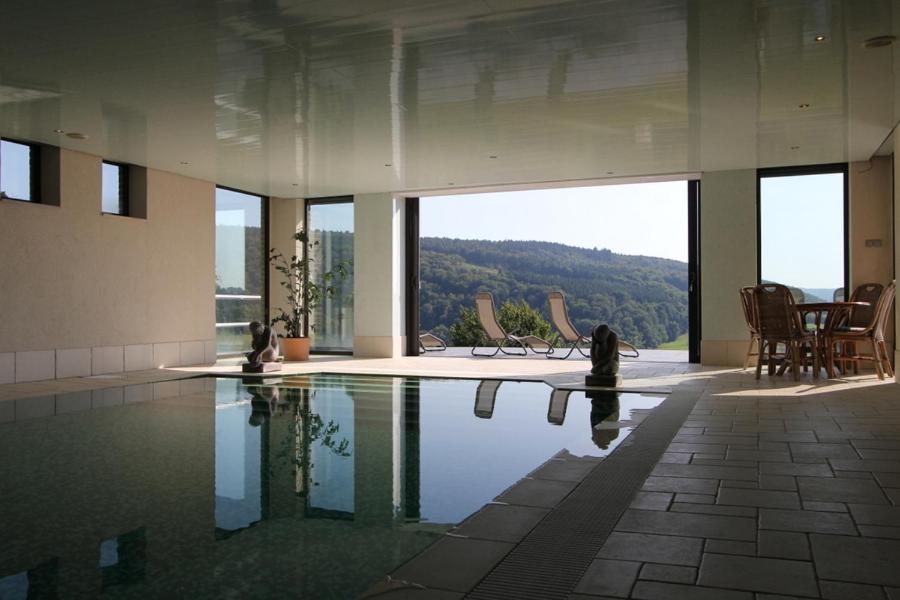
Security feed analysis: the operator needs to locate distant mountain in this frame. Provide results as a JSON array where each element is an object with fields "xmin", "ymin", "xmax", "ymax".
[{"xmin": 420, "ymin": 238, "xmax": 688, "ymax": 349}]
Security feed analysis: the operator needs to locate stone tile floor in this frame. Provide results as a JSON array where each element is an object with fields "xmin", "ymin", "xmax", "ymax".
[{"xmin": 574, "ymin": 375, "xmax": 900, "ymax": 600}]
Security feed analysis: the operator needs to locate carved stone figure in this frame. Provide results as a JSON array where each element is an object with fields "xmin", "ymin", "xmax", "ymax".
[
  {"xmin": 243, "ymin": 321, "xmax": 282, "ymax": 373},
  {"xmin": 590, "ymin": 324, "xmax": 620, "ymax": 376}
]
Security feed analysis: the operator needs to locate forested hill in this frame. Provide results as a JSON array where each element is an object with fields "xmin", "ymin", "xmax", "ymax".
[{"xmin": 420, "ymin": 237, "xmax": 688, "ymax": 349}]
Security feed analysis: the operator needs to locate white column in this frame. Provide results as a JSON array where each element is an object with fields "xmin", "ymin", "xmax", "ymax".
[
  {"xmin": 700, "ymin": 169, "xmax": 758, "ymax": 366},
  {"xmin": 353, "ymin": 193, "xmax": 406, "ymax": 357}
]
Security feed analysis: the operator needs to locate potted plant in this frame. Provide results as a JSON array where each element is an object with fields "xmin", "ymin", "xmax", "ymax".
[{"xmin": 269, "ymin": 231, "xmax": 350, "ymax": 361}]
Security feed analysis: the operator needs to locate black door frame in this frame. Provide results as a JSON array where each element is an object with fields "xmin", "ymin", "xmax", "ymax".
[
  {"xmin": 405, "ymin": 197, "xmax": 420, "ymax": 357},
  {"xmin": 688, "ymin": 179, "xmax": 701, "ymax": 364},
  {"xmin": 405, "ymin": 185, "xmax": 702, "ymax": 363}
]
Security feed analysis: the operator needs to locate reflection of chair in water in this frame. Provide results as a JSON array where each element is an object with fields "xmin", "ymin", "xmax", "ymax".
[
  {"xmin": 588, "ymin": 392, "xmax": 621, "ymax": 450},
  {"xmin": 474, "ymin": 379, "xmax": 502, "ymax": 418},
  {"xmin": 547, "ymin": 389, "xmax": 572, "ymax": 425}
]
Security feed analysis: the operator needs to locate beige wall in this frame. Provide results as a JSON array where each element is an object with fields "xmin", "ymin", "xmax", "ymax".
[
  {"xmin": 0, "ymin": 148, "xmax": 215, "ymax": 382},
  {"xmin": 699, "ymin": 169, "xmax": 758, "ymax": 366},
  {"xmin": 849, "ymin": 158, "xmax": 894, "ymax": 289},
  {"xmin": 353, "ymin": 193, "xmax": 406, "ymax": 358},
  {"xmin": 267, "ymin": 197, "xmax": 305, "ymax": 328}
]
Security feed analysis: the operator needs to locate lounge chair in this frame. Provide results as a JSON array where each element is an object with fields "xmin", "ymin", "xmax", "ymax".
[
  {"xmin": 472, "ymin": 292, "xmax": 554, "ymax": 357},
  {"xmin": 474, "ymin": 379, "xmax": 502, "ymax": 418},
  {"xmin": 546, "ymin": 291, "xmax": 640, "ymax": 360},
  {"xmin": 418, "ymin": 332, "xmax": 447, "ymax": 353}
]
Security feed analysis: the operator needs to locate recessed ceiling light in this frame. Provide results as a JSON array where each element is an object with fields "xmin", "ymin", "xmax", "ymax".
[
  {"xmin": 292, "ymin": 183, "xmax": 299, "ymax": 187},
  {"xmin": 179, "ymin": 161, "xmax": 190, "ymax": 165},
  {"xmin": 814, "ymin": 35, "xmax": 826, "ymax": 42},
  {"xmin": 863, "ymin": 35, "xmax": 896, "ymax": 48},
  {"xmin": 607, "ymin": 171, "xmax": 614, "ymax": 175},
  {"xmin": 53, "ymin": 128, "xmax": 64, "ymax": 134},
  {"xmin": 447, "ymin": 182, "xmax": 455, "ymax": 185},
  {"xmin": 65, "ymin": 132, "xmax": 88, "ymax": 140},
  {"xmin": 384, "ymin": 163, "xmax": 392, "ymax": 167},
  {"xmin": 798, "ymin": 103, "xmax": 810, "ymax": 109},
  {"xmin": 790, "ymin": 145, "xmax": 800, "ymax": 150},
  {"xmin": 489, "ymin": 155, "xmax": 498, "ymax": 159}
]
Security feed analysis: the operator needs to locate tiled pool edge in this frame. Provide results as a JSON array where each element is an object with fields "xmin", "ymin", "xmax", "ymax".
[
  {"xmin": 466, "ymin": 390, "xmax": 699, "ymax": 599},
  {"xmin": 372, "ymin": 389, "xmax": 696, "ymax": 599}
]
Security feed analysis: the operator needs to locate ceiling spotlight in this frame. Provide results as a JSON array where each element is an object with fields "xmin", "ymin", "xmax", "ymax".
[
  {"xmin": 447, "ymin": 182, "xmax": 455, "ymax": 186},
  {"xmin": 292, "ymin": 183, "xmax": 299, "ymax": 187},
  {"xmin": 798, "ymin": 103, "xmax": 810, "ymax": 109},
  {"xmin": 607, "ymin": 171, "xmax": 614, "ymax": 175},
  {"xmin": 65, "ymin": 132, "xmax": 88, "ymax": 140},
  {"xmin": 53, "ymin": 128, "xmax": 64, "ymax": 134},
  {"xmin": 179, "ymin": 161, "xmax": 190, "ymax": 165},
  {"xmin": 790, "ymin": 145, "xmax": 800, "ymax": 150},
  {"xmin": 864, "ymin": 35, "xmax": 896, "ymax": 48},
  {"xmin": 814, "ymin": 35, "xmax": 826, "ymax": 42},
  {"xmin": 489, "ymin": 155, "xmax": 498, "ymax": 159},
  {"xmin": 384, "ymin": 163, "xmax": 392, "ymax": 167}
]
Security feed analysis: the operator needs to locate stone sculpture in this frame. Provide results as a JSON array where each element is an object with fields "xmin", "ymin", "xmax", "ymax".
[
  {"xmin": 242, "ymin": 321, "xmax": 282, "ymax": 373},
  {"xmin": 585, "ymin": 324, "xmax": 622, "ymax": 387}
]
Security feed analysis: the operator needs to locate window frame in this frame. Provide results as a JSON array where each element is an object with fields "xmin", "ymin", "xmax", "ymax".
[
  {"xmin": 0, "ymin": 137, "xmax": 41, "ymax": 203},
  {"xmin": 101, "ymin": 160, "xmax": 130, "ymax": 216},
  {"xmin": 214, "ymin": 185, "xmax": 269, "ymax": 357},
  {"xmin": 304, "ymin": 195, "xmax": 354, "ymax": 355},
  {"xmin": 756, "ymin": 162, "xmax": 849, "ymax": 296}
]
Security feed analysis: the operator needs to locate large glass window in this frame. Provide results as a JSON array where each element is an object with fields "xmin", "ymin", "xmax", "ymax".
[
  {"xmin": 216, "ymin": 187, "xmax": 266, "ymax": 354},
  {"xmin": 759, "ymin": 166, "xmax": 847, "ymax": 302},
  {"xmin": 0, "ymin": 139, "xmax": 37, "ymax": 202},
  {"xmin": 307, "ymin": 199, "xmax": 354, "ymax": 352}
]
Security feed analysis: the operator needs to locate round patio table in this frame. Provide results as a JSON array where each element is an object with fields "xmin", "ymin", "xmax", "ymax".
[{"xmin": 796, "ymin": 301, "xmax": 870, "ymax": 378}]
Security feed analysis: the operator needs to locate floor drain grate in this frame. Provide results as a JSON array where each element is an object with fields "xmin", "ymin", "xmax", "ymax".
[{"xmin": 466, "ymin": 392, "xmax": 698, "ymax": 600}]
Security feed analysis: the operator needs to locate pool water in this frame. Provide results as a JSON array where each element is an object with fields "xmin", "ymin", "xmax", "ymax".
[{"xmin": 0, "ymin": 374, "xmax": 663, "ymax": 599}]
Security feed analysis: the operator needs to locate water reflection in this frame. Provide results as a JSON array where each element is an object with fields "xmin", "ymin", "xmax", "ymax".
[{"xmin": 0, "ymin": 375, "xmax": 661, "ymax": 599}]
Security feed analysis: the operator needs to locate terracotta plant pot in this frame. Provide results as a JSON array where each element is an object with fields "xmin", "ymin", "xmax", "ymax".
[{"xmin": 281, "ymin": 337, "xmax": 310, "ymax": 362}]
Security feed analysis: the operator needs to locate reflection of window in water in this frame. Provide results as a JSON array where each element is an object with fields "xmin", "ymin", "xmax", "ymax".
[
  {"xmin": 0, "ymin": 558, "xmax": 59, "ymax": 599},
  {"xmin": 100, "ymin": 528, "xmax": 147, "ymax": 590},
  {"xmin": 307, "ymin": 388, "xmax": 355, "ymax": 518},
  {"xmin": 215, "ymin": 380, "xmax": 262, "ymax": 536}
]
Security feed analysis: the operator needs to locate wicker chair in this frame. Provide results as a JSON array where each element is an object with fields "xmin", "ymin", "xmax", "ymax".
[
  {"xmin": 830, "ymin": 283, "xmax": 884, "ymax": 375},
  {"xmin": 824, "ymin": 281, "xmax": 895, "ymax": 379},
  {"xmin": 752, "ymin": 284, "xmax": 818, "ymax": 380},
  {"xmin": 739, "ymin": 287, "xmax": 761, "ymax": 369}
]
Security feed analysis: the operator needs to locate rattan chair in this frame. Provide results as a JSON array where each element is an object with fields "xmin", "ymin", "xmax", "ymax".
[
  {"xmin": 824, "ymin": 281, "xmax": 895, "ymax": 379},
  {"xmin": 739, "ymin": 286, "xmax": 761, "ymax": 369},
  {"xmin": 830, "ymin": 283, "xmax": 884, "ymax": 375},
  {"xmin": 472, "ymin": 292, "xmax": 554, "ymax": 357},
  {"xmin": 752, "ymin": 284, "xmax": 818, "ymax": 380}
]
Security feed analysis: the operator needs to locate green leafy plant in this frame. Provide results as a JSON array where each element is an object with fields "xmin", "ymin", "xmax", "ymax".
[{"xmin": 269, "ymin": 231, "xmax": 351, "ymax": 338}]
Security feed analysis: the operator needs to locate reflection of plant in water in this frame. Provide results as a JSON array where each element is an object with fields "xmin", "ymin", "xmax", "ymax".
[{"xmin": 306, "ymin": 413, "xmax": 351, "ymax": 457}]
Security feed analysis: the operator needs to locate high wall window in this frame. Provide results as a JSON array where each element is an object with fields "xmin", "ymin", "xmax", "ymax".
[
  {"xmin": 0, "ymin": 139, "xmax": 38, "ymax": 202},
  {"xmin": 306, "ymin": 198, "xmax": 354, "ymax": 353},
  {"xmin": 101, "ymin": 161, "xmax": 129, "ymax": 215},
  {"xmin": 758, "ymin": 165, "xmax": 847, "ymax": 302},
  {"xmin": 215, "ymin": 187, "xmax": 266, "ymax": 355}
]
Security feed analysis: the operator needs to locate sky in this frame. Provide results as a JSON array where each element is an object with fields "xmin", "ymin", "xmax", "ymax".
[
  {"xmin": 760, "ymin": 172, "xmax": 843, "ymax": 290},
  {"xmin": 421, "ymin": 181, "xmax": 689, "ymax": 262}
]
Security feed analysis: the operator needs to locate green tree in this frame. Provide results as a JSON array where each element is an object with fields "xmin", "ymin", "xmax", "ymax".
[{"xmin": 449, "ymin": 300, "xmax": 555, "ymax": 346}]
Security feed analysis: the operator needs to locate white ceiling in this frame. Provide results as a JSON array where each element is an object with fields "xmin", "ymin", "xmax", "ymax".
[{"xmin": 0, "ymin": 0, "xmax": 898, "ymax": 198}]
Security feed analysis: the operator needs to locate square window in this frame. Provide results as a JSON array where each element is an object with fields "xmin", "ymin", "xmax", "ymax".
[
  {"xmin": 0, "ymin": 139, "xmax": 38, "ymax": 202},
  {"xmin": 102, "ymin": 161, "xmax": 129, "ymax": 215}
]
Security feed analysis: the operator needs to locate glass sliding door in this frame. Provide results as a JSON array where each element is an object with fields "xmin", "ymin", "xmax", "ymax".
[
  {"xmin": 758, "ymin": 165, "xmax": 847, "ymax": 302},
  {"xmin": 306, "ymin": 198, "xmax": 354, "ymax": 353},
  {"xmin": 215, "ymin": 187, "xmax": 267, "ymax": 355}
]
